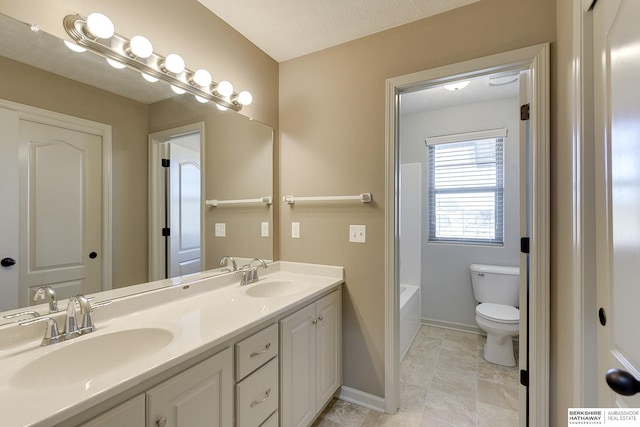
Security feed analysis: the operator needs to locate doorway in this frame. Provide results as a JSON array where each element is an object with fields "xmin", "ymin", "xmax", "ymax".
[
  {"xmin": 385, "ymin": 44, "xmax": 550, "ymax": 426},
  {"xmin": 149, "ymin": 122, "xmax": 204, "ymax": 281}
]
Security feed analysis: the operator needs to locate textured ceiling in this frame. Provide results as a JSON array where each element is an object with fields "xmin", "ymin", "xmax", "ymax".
[{"xmin": 197, "ymin": 0, "xmax": 481, "ymax": 62}]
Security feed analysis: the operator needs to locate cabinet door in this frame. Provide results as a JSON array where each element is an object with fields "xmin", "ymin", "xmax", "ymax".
[
  {"xmin": 147, "ymin": 348, "xmax": 233, "ymax": 427},
  {"xmin": 80, "ymin": 394, "xmax": 145, "ymax": 427},
  {"xmin": 315, "ymin": 290, "xmax": 342, "ymax": 409},
  {"xmin": 280, "ymin": 303, "xmax": 316, "ymax": 427}
]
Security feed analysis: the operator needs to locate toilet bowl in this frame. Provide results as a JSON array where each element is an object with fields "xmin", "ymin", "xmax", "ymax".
[
  {"xmin": 475, "ymin": 303, "xmax": 519, "ymax": 366},
  {"xmin": 470, "ymin": 264, "xmax": 520, "ymax": 367}
]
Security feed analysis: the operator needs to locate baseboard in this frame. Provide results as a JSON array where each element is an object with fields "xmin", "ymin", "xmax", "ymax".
[
  {"xmin": 421, "ymin": 318, "xmax": 484, "ymax": 335},
  {"xmin": 338, "ymin": 386, "xmax": 385, "ymax": 413}
]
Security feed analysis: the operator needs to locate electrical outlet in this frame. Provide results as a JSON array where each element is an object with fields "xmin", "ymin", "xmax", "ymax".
[
  {"xmin": 291, "ymin": 222, "xmax": 300, "ymax": 239},
  {"xmin": 349, "ymin": 224, "xmax": 366, "ymax": 243},
  {"xmin": 261, "ymin": 221, "xmax": 269, "ymax": 237},
  {"xmin": 215, "ymin": 223, "xmax": 226, "ymax": 237}
]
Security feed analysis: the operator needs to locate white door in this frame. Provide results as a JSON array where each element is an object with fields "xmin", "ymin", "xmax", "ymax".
[
  {"xmin": 19, "ymin": 119, "xmax": 103, "ymax": 306},
  {"xmin": 594, "ymin": 0, "xmax": 640, "ymax": 406},
  {"xmin": 168, "ymin": 136, "xmax": 201, "ymax": 277},
  {"xmin": 0, "ymin": 107, "xmax": 103, "ymax": 310},
  {"xmin": 315, "ymin": 291, "xmax": 342, "ymax": 410}
]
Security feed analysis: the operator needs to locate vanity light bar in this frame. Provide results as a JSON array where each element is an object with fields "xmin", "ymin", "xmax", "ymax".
[{"xmin": 63, "ymin": 14, "xmax": 251, "ymax": 112}]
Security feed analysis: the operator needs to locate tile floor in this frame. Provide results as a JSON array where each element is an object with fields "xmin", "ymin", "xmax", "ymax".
[{"xmin": 312, "ymin": 325, "xmax": 519, "ymax": 427}]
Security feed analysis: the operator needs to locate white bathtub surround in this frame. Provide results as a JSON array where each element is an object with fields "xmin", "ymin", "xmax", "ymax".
[
  {"xmin": 399, "ymin": 284, "xmax": 421, "ymax": 360},
  {"xmin": 399, "ymin": 163, "xmax": 422, "ymax": 360},
  {"xmin": 0, "ymin": 261, "xmax": 343, "ymax": 426}
]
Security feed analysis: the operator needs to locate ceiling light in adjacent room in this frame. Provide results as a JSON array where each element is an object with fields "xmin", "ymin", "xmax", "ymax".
[
  {"xmin": 444, "ymin": 81, "xmax": 470, "ymax": 91},
  {"xmin": 86, "ymin": 13, "xmax": 115, "ymax": 39},
  {"xmin": 487, "ymin": 73, "xmax": 519, "ymax": 86}
]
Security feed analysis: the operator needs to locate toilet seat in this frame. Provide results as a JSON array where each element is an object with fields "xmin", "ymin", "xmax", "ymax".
[{"xmin": 476, "ymin": 303, "xmax": 519, "ymax": 324}]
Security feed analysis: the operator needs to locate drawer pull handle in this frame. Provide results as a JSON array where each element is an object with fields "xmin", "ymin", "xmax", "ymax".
[
  {"xmin": 250, "ymin": 342, "xmax": 271, "ymax": 358},
  {"xmin": 250, "ymin": 388, "xmax": 271, "ymax": 407},
  {"xmin": 156, "ymin": 417, "xmax": 167, "ymax": 427}
]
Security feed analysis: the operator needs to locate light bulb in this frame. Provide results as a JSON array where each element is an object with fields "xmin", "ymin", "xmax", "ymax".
[
  {"xmin": 192, "ymin": 69, "xmax": 212, "ymax": 87},
  {"xmin": 171, "ymin": 85, "xmax": 186, "ymax": 95},
  {"xmin": 444, "ymin": 81, "xmax": 470, "ymax": 91},
  {"xmin": 106, "ymin": 58, "xmax": 126, "ymax": 69},
  {"xmin": 216, "ymin": 80, "xmax": 233, "ymax": 97},
  {"xmin": 163, "ymin": 54, "xmax": 185, "ymax": 74},
  {"xmin": 86, "ymin": 13, "xmax": 115, "ymax": 39},
  {"xmin": 64, "ymin": 40, "xmax": 86, "ymax": 53},
  {"xmin": 237, "ymin": 91, "xmax": 253, "ymax": 106},
  {"xmin": 142, "ymin": 73, "xmax": 158, "ymax": 83},
  {"xmin": 129, "ymin": 35, "xmax": 153, "ymax": 58},
  {"xmin": 216, "ymin": 104, "xmax": 228, "ymax": 111},
  {"xmin": 195, "ymin": 95, "xmax": 208, "ymax": 104}
]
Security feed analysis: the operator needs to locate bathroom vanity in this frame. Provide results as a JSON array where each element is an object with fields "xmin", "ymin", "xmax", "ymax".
[{"xmin": 0, "ymin": 262, "xmax": 343, "ymax": 427}]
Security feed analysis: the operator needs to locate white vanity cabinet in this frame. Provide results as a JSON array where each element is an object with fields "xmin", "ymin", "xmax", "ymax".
[
  {"xmin": 79, "ymin": 394, "xmax": 145, "ymax": 427},
  {"xmin": 280, "ymin": 290, "xmax": 342, "ymax": 427},
  {"xmin": 146, "ymin": 347, "xmax": 234, "ymax": 427}
]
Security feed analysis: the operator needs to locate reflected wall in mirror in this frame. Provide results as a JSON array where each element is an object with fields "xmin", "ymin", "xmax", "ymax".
[{"xmin": 0, "ymin": 12, "xmax": 274, "ymax": 316}]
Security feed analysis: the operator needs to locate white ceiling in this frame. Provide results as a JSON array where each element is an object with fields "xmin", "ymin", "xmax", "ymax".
[{"xmin": 197, "ymin": 0, "xmax": 481, "ymax": 62}]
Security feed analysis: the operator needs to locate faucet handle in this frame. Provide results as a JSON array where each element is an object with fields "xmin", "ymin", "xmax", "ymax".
[
  {"xmin": 64, "ymin": 296, "xmax": 80, "ymax": 337},
  {"xmin": 19, "ymin": 317, "xmax": 63, "ymax": 346},
  {"xmin": 78, "ymin": 296, "xmax": 112, "ymax": 333},
  {"xmin": 33, "ymin": 286, "xmax": 57, "ymax": 313},
  {"xmin": 248, "ymin": 258, "xmax": 268, "ymax": 269}
]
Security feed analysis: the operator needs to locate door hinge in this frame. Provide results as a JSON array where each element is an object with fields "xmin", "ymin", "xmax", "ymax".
[
  {"xmin": 520, "ymin": 103, "xmax": 530, "ymax": 121},
  {"xmin": 161, "ymin": 158, "xmax": 170, "ymax": 168},
  {"xmin": 520, "ymin": 237, "xmax": 530, "ymax": 254},
  {"xmin": 520, "ymin": 369, "xmax": 529, "ymax": 387},
  {"xmin": 162, "ymin": 227, "xmax": 170, "ymax": 237}
]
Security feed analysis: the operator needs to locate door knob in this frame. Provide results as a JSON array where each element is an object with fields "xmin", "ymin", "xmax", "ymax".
[
  {"xmin": 1, "ymin": 257, "xmax": 16, "ymax": 267},
  {"xmin": 89, "ymin": 252, "xmax": 98, "ymax": 259},
  {"xmin": 606, "ymin": 368, "xmax": 640, "ymax": 396}
]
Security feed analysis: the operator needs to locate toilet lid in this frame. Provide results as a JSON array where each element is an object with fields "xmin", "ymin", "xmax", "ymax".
[{"xmin": 476, "ymin": 303, "xmax": 519, "ymax": 323}]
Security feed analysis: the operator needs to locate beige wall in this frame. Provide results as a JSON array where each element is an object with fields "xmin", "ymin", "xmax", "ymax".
[{"xmin": 279, "ymin": 0, "xmax": 556, "ymax": 400}]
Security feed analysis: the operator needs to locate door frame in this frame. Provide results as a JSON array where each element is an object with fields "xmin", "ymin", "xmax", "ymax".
[
  {"xmin": 0, "ymin": 98, "xmax": 113, "ymax": 293},
  {"xmin": 384, "ymin": 43, "xmax": 550, "ymax": 425},
  {"xmin": 148, "ymin": 122, "xmax": 205, "ymax": 281}
]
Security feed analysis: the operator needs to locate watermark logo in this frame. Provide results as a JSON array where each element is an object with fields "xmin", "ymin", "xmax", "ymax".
[{"xmin": 568, "ymin": 408, "xmax": 640, "ymax": 426}]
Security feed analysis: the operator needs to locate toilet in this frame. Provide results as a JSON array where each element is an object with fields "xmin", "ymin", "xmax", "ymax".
[{"xmin": 470, "ymin": 263, "xmax": 520, "ymax": 367}]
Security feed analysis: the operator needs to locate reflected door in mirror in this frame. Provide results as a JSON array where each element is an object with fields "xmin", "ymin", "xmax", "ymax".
[{"xmin": 0, "ymin": 107, "xmax": 103, "ymax": 310}]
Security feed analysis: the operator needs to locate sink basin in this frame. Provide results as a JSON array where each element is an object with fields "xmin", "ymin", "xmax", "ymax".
[
  {"xmin": 11, "ymin": 328, "xmax": 173, "ymax": 389},
  {"xmin": 244, "ymin": 280, "xmax": 308, "ymax": 298}
]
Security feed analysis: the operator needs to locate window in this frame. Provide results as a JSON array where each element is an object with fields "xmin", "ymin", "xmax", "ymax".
[{"xmin": 426, "ymin": 129, "xmax": 506, "ymax": 245}]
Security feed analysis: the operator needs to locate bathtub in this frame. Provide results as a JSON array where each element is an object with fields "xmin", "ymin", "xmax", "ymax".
[{"xmin": 400, "ymin": 284, "xmax": 421, "ymax": 361}]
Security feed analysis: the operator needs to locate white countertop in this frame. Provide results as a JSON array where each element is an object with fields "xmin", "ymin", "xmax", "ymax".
[{"xmin": 0, "ymin": 261, "xmax": 343, "ymax": 427}]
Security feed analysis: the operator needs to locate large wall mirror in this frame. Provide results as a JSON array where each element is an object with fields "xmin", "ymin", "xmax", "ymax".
[{"xmin": 0, "ymin": 12, "xmax": 274, "ymax": 320}]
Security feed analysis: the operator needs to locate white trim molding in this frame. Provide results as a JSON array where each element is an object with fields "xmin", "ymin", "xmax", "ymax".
[
  {"xmin": 338, "ymin": 386, "xmax": 385, "ymax": 413},
  {"xmin": 384, "ymin": 43, "xmax": 550, "ymax": 425}
]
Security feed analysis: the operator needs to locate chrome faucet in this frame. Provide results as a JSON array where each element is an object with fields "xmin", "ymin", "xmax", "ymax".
[
  {"xmin": 33, "ymin": 286, "xmax": 57, "ymax": 313},
  {"xmin": 219, "ymin": 255, "xmax": 238, "ymax": 272},
  {"xmin": 19, "ymin": 294, "xmax": 112, "ymax": 346},
  {"xmin": 240, "ymin": 258, "xmax": 268, "ymax": 286}
]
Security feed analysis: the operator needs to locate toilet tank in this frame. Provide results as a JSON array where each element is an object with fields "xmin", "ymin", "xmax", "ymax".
[{"xmin": 470, "ymin": 264, "xmax": 520, "ymax": 306}]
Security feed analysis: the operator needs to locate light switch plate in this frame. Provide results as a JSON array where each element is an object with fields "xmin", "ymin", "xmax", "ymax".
[
  {"xmin": 215, "ymin": 223, "xmax": 226, "ymax": 237},
  {"xmin": 291, "ymin": 222, "xmax": 300, "ymax": 239},
  {"xmin": 261, "ymin": 222, "xmax": 269, "ymax": 237},
  {"xmin": 349, "ymin": 224, "xmax": 366, "ymax": 243}
]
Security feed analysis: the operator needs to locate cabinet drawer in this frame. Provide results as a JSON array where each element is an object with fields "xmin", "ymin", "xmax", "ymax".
[
  {"xmin": 236, "ymin": 357, "xmax": 279, "ymax": 427},
  {"xmin": 236, "ymin": 323, "xmax": 278, "ymax": 380},
  {"xmin": 260, "ymin": 411, "xmax": 278, "ymax": 427}
]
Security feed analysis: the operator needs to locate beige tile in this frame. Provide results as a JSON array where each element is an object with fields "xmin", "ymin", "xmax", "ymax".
[
  {"xmin": 441, "ymin": 337, "xmax": 477, "ymax": 359},
  {"xmin": 430, "ymin": 366, "xmax": 477, "ymax": 401},
  {"xmin": 478, "ymin": 379, "xmax": 519, "ymax": 412},
  {"xmin": 477, "ymin": 402, "xmax": 519, "ymax": 427},
  {"xmin": 398, "ymin": 383, "xmax": 429, "ymax": 414},
  {"xmin": 320, "ymin": 398, "xmax": 370, "ymax": 427},
  {"xmin": 419, "ymin": 415, "xmax": 456, "ymax": 427},
  {"xmin": 423, "ymin": 325, "xmax": 449, "ymax": 339},
  {"xmin": 400, "ymin": 358, "xmax": 436, "ymax": 387},
  {"xmin": 404, "ymin": 337, "xmax": 441, "ymax": 364},
  {"xmin": 436, "ymin": 352, "xmax": 478, "ymax": 377},
  {"xmin": 311, "ymin": 417, "xmax": 343, "ymax": 427},
  {"xmin": 422, "ymin": 390, "xmax": 476, "ymax": 427},
  {"xmin": 443, "ymin": 329, "xmax": 478, "ymax": 346},
  {"xmin": 477, "ymin": 357, "xmax": 519, "ymax": 387},
  {"xmin": 361, "ymin": 411, "xmax": 422, "ymax": 427}
]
